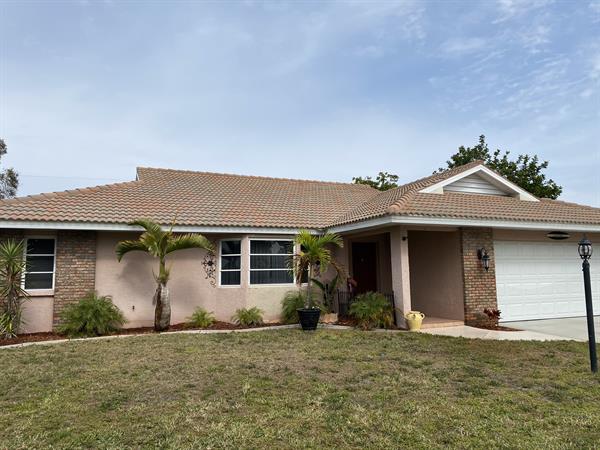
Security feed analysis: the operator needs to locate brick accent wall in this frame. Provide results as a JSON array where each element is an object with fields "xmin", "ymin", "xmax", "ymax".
[
  {"xmin": 460, "ymin": 228, "xmax": 498, "ymax": 326},
  {"xmin": 53, "ymin": 231, "xmax": 97, "ymax": 327}
]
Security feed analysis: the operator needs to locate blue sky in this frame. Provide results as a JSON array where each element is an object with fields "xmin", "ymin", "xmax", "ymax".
[{"xmin": 1, "ymin": 0, "xmax": 599, "ymax": 205}]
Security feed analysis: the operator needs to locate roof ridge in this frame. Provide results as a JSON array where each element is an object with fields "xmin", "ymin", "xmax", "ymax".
[
  {"xmin": 136, "ymin": 166, "xmax": 379, "ymax": 189},
  {"xmin": 0, "ymin": 179, "xmax": 143, "ymax": 205},
  {"xmin": 385, "ymin": 160, "xmax": 486, "ymax": 214},
  {"xmin": 327, "ymin": 160, "xmax": 488, "ymax": 226}
]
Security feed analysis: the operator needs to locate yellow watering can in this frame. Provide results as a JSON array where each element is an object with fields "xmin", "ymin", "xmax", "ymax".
[{"xmin": 405, "ymin": 311, "xmax": 425, "ymax": 331}]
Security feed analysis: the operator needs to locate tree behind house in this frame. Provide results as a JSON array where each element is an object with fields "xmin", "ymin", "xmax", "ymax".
[
  {"xmin": 0, "ymin": 138, "xmax": 19, "ymax": 199},
  {"xmin": 439, "ymin": 135, "xmax": 562, "ymax": 199}
]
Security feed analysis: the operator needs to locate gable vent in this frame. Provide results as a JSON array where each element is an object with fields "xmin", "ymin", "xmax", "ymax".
[{"xmin": 443, "ymin": 173, "xmax": 511, "ymax": 197}]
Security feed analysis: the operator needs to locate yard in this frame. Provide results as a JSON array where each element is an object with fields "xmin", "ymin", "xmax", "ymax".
[{"xmin": 1, "ymin": 330, "xmax": 599, "ymax": 449}]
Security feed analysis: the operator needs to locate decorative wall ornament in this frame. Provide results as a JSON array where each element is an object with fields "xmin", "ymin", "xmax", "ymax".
[{"xmin": 202, "ymin": 250, "xmax": 217, "ymax": 287}]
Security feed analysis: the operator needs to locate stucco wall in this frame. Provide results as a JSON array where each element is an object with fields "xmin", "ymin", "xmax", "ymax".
[
  {"xmin": 20, "ymin": 296, "xmax": 53, "ymax": 333},
  {"xmin": 95, "ymin": 232, "xmax": 296, "ymax": 327},
  {"xmin": 408, "ymin": 230, "xmax": 464, "ymax": 320}
]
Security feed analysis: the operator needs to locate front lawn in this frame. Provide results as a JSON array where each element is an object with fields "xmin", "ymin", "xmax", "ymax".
[{"xmin": 1, "ymin": 330, "xmax": 599, "ymax": 448}]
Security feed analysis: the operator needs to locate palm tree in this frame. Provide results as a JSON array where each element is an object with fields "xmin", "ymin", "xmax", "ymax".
[
  {"xmin": 116, "ymin": 219, "xmax": 214, "ymax": 331},
  {"xmin": 0, "ymin": 239, "xmax": 28, "ymax": 336},
  {"xmin": 291, "ymin": 230, "xmax": 344, "ymax": 309}
]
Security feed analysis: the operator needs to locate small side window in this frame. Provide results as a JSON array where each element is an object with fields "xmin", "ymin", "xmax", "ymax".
[
  {"xmin": 220, "ymin": 240, "xmax": 241, "ymax": 286},
  {"xmin": 24, "ymin": 238, "xmax": 55, "ymax": 290}
]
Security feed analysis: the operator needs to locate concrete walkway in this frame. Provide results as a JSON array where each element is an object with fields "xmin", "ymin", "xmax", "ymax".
[
  {"xmin": 421, "ymin": 325, "xmax": 573, "ymax": 341},
  {"xmin": 504, "ymin": 316, "xmax": 600, "ymax": 341}
]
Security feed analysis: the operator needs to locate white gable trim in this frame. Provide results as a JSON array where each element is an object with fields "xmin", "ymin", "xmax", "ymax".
[{"xmin": 419, "ymin": 165, "xmax": 539, "ymax": 202}]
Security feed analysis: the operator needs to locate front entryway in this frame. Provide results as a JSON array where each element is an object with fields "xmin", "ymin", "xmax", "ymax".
[{"xmin": 352, "ymin": 242, "xmax": 378, "ymax": 293}]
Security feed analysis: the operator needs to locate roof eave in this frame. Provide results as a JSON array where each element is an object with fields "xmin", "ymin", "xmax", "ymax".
[{"xmin": 329, "ymin": 215, "xmax": 600, "ymax": 234}]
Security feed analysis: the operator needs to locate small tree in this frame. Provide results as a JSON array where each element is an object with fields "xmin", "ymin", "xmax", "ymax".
[
  {"xmin": 439, "ymin": 135, "xmax": 562, "ymax": 199},
  {"xmin": 0, "ymin": 138, "xmax": 19, "ymax": 199},
  {"xmin": 352, "ymin": 172, "xmax": 399, "ymax": 191},
  {"xmin": 291, "ymin": 230, "xmax": 343, "ymax": 309},
  {"xmin": 0, "ymin": 239, "xmax": 28, "ymax": 337},
  {"xmin": 116, "ymin": 219, "xmax": 214, "ymax": 331}
]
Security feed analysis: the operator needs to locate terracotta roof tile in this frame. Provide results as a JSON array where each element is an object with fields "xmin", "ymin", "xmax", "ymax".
[
  {"xmin": 0, "ymin": 161, "xmax": 598, "ymax": 230},
  {"xmin": 0, "ymin": 168, "xmax": 378, "ymax": 229}
]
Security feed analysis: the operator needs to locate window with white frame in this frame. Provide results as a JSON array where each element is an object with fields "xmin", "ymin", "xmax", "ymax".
[
  {"xmin": 250, "ymin": 239, "xmax": 294, "ymax": 285},
  {"xmin": 23, "ymin": 238, "xmax": 55, "ymax": 290},
  {"xmin": 220, "ymin": 240, "xmax": 241, "ymax": 286}
]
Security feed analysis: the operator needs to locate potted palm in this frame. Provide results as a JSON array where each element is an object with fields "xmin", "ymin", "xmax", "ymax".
[{"xmin": 291, "ymin": 230, "xmax": 343, "ymax": 331}]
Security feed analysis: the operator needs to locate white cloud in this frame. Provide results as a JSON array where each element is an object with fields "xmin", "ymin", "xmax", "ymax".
[
  {"xmin": 440, "ymin": 37, "xmax": 487, "ymax": 56},
  {"xmin": 494, "ymin": 0, "xmax": 553, "ymax": 22}
]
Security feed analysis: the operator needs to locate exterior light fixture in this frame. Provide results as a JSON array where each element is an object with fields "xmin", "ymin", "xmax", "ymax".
[
  {"xmin": 578, "ymin": 236, "xmax": 593, "ymax": 260},
  {"xmin": 547, "ymin": 231, "xmax": 570, "ymax": 241},
  {"xmin": 477, "ymin": 248, "xmax": 490, "ymax": 272},
  {"xmin": 578, "ymin": 235, "xmax": 597, "ymax": 373}
]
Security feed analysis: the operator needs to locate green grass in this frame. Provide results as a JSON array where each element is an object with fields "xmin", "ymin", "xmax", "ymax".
[{"xmin": 1, "ymin": 330, "xmax": 599, "ymax": 449}]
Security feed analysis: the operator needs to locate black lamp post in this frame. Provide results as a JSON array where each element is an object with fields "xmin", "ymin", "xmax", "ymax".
[{"xmin": 578, "ymin": 236, "xmax": 597, "ymax": 373}]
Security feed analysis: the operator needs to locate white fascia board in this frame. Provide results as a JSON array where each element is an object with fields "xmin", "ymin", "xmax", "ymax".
[
  {"xmin": 419, "ymin": 165, "xmax": 539, "ymax": 202},
  {"xmin": 329, "ymin": 215, "xmax": 600, "ymax": 234},
  {"xmin": 0, "ymin": 220, "xmax": 314, "ymax": 235}
]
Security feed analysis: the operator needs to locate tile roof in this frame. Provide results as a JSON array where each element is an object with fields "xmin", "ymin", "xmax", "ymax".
[
  {"xmin": 0, "ymin": 168, "xmax": 378, "ymax": 229},
  {"xmin": 0, "ymin": 161, "xmax": 598, "ymax": 230}
]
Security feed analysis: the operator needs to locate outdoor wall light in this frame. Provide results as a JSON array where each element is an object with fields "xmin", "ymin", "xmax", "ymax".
[
  {"xmin": 547, "ymin": 231, "xmax": 570, "ymax": 241},
  {"xmin": 477, "ymin": 248, "xmax": 490, "ymax": 272}
]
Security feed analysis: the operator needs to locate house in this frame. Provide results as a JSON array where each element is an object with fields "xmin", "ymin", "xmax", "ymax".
[{"xmin": 0, "ymin": 161, "xmax": 598, "ymax": 333}]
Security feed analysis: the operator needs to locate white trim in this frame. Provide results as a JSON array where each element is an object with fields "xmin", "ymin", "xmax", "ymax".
[
  {"xmin": 329, "ymin": 215, "xmax": 600, "ymax": 234},
  {"xmin": 218, "ymin": 239, "xmax": 242, "ymax": 287},
  {"xmin": 22, "ymin": 236, "xmax": 56, "ymax": 292},
  {"xmin": 0, "ymin": 220, "xmax": 315, "ymax": 234},
  {"xmin": 419, "ymin": 165, "xmax": 539, "ymax": 202}
]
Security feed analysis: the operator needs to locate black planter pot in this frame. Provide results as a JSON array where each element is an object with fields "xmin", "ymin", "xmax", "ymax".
[{"xmin": 297, "ymin": 308, "xmax": 321, "ymax": 331}]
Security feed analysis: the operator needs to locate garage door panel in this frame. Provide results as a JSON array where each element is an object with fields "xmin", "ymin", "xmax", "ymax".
[{"xmin": 495, "ymin": 241, "xmax": 600, "ymax": 321}]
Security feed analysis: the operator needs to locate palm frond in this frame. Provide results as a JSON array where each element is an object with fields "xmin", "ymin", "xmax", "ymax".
[
  {"xmin": 115, "ymin": 240, "xmax": 150, "ymax": 261},
  {"xmin": 166, "ymin": 234, "xmax": 214, "ymax": 254},
  {"xmin": 129, "ymin": 218, "xmax": 164, "ymax": 236},
  {"xmin": 315, "ymin": 232, "xmax": 343, "ymax": 249}
]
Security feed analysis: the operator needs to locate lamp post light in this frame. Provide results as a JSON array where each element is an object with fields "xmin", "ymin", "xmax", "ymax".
[
  {"xmin": 477, "ymin": 248, "xmax": 490, "ymax": 272},
  {"xmin": 578, "ymin": 236, "xmax": 597, "ymax": 373}
]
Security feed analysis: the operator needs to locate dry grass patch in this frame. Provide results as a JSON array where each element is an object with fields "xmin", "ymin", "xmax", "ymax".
[{"xmin": 1, "ymin": 330, "xmax": 599, "ymax": 449}]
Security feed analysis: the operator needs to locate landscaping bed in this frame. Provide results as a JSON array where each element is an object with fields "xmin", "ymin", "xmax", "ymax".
[
  {"xmin": 0, "ymin": 321, "xmax": 286, "ymax": 347},
  {"xmin": 1, "ymin": 330, "xmax": 599, "ymax": 448}
]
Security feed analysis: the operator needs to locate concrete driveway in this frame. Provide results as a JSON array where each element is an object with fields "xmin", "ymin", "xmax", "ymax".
[{"xmin": 505, "ymin": 316, "xmax": 600, "ymax": 341}]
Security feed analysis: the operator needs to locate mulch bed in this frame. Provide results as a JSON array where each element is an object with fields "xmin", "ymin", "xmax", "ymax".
[{"xmin": 0, "ymin": 321, "xmax": 288, "ymax": 347}]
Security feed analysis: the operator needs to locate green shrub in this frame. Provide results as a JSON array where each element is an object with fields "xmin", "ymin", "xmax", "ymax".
[
  {"xmin": 231, "ymin": 307, "xmax": 264, "ymax": 327},
  {"xmin": 349, "ymin": 292, "xmax": 395, "ymax": 330},
  {"xmin": 281, "ymin": 291, "xmax": 306, "ymax": 324},
  {"xmin": 58, "ymin": 292, "xmax": 126, "ymax": 338},
  {"xmin": 0, "ymin": 312, "xmax": 18, "ymax": 339},
  {"xmin": 187, "ymin": 307, "xmax": 215, "ymax": 328}
]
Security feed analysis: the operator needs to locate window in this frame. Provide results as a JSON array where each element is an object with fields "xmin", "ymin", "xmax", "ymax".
[
  {"xmin": 250, "ymin": 240, "xmax": 294, "ymax": 285},
  {"xmin": 24, "ymin": 238, "xmax": 55, "ymax": 290},
  {"xmin": 220, "ymin": 240, "xmax": 241, "ymax": 286}
]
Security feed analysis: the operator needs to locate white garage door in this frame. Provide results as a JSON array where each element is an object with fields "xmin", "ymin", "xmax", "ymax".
[{"xmin": 495, "ymin": 241, "xmax": 600, "ymax": 322}]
